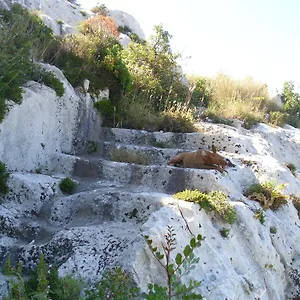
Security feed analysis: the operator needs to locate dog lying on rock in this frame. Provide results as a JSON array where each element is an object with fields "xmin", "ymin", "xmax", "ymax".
[{"xmin": 167, "ymin": 145, "xmax": 228, "ymax": 173}]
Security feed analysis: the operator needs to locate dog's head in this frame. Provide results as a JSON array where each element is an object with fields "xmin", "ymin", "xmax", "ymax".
[{"xmin": 201, "ymin": 145, "xmax": 228, "ymax": 168}]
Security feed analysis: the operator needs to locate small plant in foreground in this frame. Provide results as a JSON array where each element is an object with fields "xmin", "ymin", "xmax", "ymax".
[
  {"xmin": 254, "ymin": 209, "xmax": 265, "ymax": 224},
  {"xmin": 285, "ymin": 163, "xmax": 297, "ymax": 176},
  {"xmin": 109, "ymin": 148, "xmax": 150, "ymax": 165},
  {"xmin": 59, "ymin": 177, "xmax": 77, "ymax": 194},
  {"xmin": 270, "ymin": 226, "xmax": 277, "ymax": 234},
  {"xmin": 245, "ymin": 181, "xmax": 288, "ymax": 210},
  {"xmin": 0, "ymin": 161, "xmax": 10, "ymax": 195},
  {"xmin": 143, "ymin": 226, "xmax": 203, "ymax": 299},
  {"xmin": 173, "ymin": 189, "xmax": 237, "ymax": 224}
]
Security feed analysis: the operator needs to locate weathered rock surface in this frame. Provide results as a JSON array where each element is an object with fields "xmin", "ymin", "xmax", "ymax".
[{"xmin": 1, "ymin": 120, "xmax": 300, "ymax": 299}]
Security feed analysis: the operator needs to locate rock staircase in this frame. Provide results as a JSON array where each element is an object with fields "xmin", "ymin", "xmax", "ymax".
[{"xmin": 1, "ymin": 124, "xmax": 300, "ymax": 299}]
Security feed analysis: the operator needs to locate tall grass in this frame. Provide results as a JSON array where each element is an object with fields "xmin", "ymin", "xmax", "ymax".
[{"xmin": 205, "ymin": 74, "xmax": 269, "ymax": 128}]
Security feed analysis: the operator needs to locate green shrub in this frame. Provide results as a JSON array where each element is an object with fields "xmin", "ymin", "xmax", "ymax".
[
  {"xmin": 219, "ymin": 228, "xmax": 230, "ymax": 238},
  {"xmin": 270, "ymin": 226, "xmax": 277, "ymax": 234},
  {"xmin": 85, "ymin": 267, "xmax": 139, "ymax": 300},
  {"xmin": 245, "ymin": 181, "xmax": 288, "ymax": 210},
  {"xmin": 109, "ymin": 148, "xmax": 150, "ymax": 165},
  {"xmin": 32, "ymin": 67, "xmax": 64, "ymax": 97},
  {"xmin": 90, "ymin": 4, "xmax": 108, "ymax": 15},
  {"xmin": 0, "ymin": 161, "xmax": 10, "ymax": 195},
  {"xmin": 0, "ymin": 4, "xmax": 64, "ymax": 121},
  {"xmin": 157, "ymin": 104, "xmax": 196, "ymax": 133},
  {"xmin": 59, "ymin": 177, "xmax": 77, "ymax": 194},
  {"xmin": 94, "ymin": 99, "xmax": 115, "ymax": 126},
  {"xmin": 174, "ymin": 189, "xmax": 237, "ymax": 224},
  {"xmin": 3, "ymin": 254, "xmax": 84, "ymax": 300},
  {"xmin": 268, "ymin": 111, "xmax": 286, "ymax": 127}
]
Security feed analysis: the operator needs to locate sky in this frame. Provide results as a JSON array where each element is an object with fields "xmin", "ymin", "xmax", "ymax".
[{"xmin": 77, "ymin": 0, "xmax": 300, "ymax": 93}]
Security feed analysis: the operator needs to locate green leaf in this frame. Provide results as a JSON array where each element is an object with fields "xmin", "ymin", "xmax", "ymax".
[
  {"xmin": 183, "ymin": 245, "xmax": 192, "ymax": 257},
  {"xmin": 175, "ymin": 253, "xmax": 183, "ymax": 265},
  {"xmin": 190, "ymin": 238, "xmax": 196, "ymax": 248}
]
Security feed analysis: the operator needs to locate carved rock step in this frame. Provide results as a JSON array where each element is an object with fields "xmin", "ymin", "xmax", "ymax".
[
  {"xmin": 72, "ymin": 156, "xmax": 254, "ymax": 196},
  {"xmin": 99, "ymin": 127, "xmax": 256, "ymax": 155}
]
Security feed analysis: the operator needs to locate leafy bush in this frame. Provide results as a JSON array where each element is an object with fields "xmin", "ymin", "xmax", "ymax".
[
  {"xmin": 0, "ymin": 161, "xmax": 10, "ymax": 195},
  {"xmin": 143, "ymin": 226, "xmax": 203, "ymax": 299},
  {"xmin": 174, "ymin": 190, "xmax": 237, "ymax": 224},
  {"xmin": 85, "ymin": 267, "xmax": 139, "ymax": 299},
  {"xmin": 59, "ymin": 177, "xmax": 77, "ymax": 194},
  {"xmin": 157, "ymin": 104, "xmax": 196, "ymax": 133},
  {"xmin": 3, "ymin": 255, "xmax": 84, "ymax": 300},
  {"xmin": 121, "ymin": 25, "xmax": 188, "ymax": 110},
  {"xmin": 0, "ymin": 4, "xmax": 64, "ymax": 121},
  {"xmin": 32, "ymin": 67, "xmax": 64, "ymax": 97},
  {"xmin": 245, "ymin": 181, "xmax": 288, "ymax": 210},
  {"xmin": 94, "ymin": 99, "xmax": 115, "ymax": 126},
  {"xmin": 282, "ymin": 81, "xmax": 300, "ymax": 127},
  {"xmin": 45, "ymin": 15, "xmax": 131, "ymax": 103},
  {"xmin": 268, "ymin": 111, "xmax": 286, "ymax": 127},
  {"xmin": 109, "ymin": 148, "xmax": 150, "ymax": 165}
]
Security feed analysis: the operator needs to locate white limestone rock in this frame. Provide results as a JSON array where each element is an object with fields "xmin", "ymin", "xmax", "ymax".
[
  {"xmin": 0, "ymin": 0, "xmax": 86, "ymax": 35},
  {"xmin": 108, "ymin": 10, "xmax": 145, "ymax": 40},
  {"xmin": 0, "ymin": 64, "xmax": 101, "ymax": 173}
]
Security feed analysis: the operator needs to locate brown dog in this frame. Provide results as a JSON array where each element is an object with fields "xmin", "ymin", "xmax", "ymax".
[{"xmin": 167, "ymin": 145, "xmax": 227, "ymax": 173}]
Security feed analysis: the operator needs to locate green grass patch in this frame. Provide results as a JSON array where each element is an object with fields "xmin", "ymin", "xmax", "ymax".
[
  {"xmin": 245, "ymin": 181, "xmax": 288, "ymax": 210},
  {"xmin": 174, "ymin": 189, "xmax": 237, "ymax": 224}
]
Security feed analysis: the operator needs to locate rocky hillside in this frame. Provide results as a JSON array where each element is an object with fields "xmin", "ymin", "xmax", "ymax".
[{"xmin": 0, "ymin": 1, "xmax": 299, "ymax": 300}]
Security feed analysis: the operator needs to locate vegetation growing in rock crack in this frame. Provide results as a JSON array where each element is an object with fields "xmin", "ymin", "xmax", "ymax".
[
  {"xmin": 254, "ymin": 209, "xmax": 265, "ymax": 224},
  {"xmin": 0, "ymin": 4, "xmax": 64, "ymax": 121},
  {"xmin": 109, "ymin": 148, "xmax": 151, "ymax": 165},
  {"xmin": 285, "ymin": 163, "xmax": 297, "ymax": 176},
  {"xmin": 245, "ymin": 181, "xmax": 288, "ymax": 210},
  {"xmin": 173, "ymin": 189, "xmax": 237, "ymax": 224},
  {"xmin": 0, "ymin": 161, "xmax": 10, "ymax": 195},
  {"xmin": 59, "ymin": 177, "xmax": 77, "ymax": 194},
  {"xmin": 143, "ymin": 225, "xmax": 204, "ymax": 299}
]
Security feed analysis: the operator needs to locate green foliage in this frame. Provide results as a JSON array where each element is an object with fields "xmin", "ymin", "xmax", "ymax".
[
  {"xmin": 59, "ymin": 177, "xmax": 77, "ymax": 194},
  {"xmin": 32, "ymin": 67, "xmax": 64, "ymax": 97},
  {"xmin": 143, "ymin": 226, "xmax": 203, "ymax": 299},
  {"xmin": 286, "ymin": 163, "xmax": 297, "ymax": 176},
  {"xmin": 270, "ymin": 226, "xmax": 277, "ymax": 234},
  {"xmin": 268, "ymin": 111, "xmax": 286, "ymax": 127},
  {"xmin": 109, "ymin": 148, "xmax": 150, "ymax": 165},
  {"xmin": 3, "ymin": 255, "xmax": 84, "ymax": 300},
  {"xmin": 94, "ymin": 99, "xmax": 115, "ymax": 126},
  {"xmin": 254, "ymin": 209, "xmax": 265, "ymax": 224},
  {"xmin": 121, "ymin": 24, "xmax": 187, "ymax": 110},
  {"xmin": 0, "ymin": 161, "xmax": 10, "ymax": 195},
  {"xmin": 174, "ymin": 190, "xmax": 237, "ymax": 224},
  {"xmin": 85, "ymin": 267, "xmax": 139, "ymax": 299},
  {"xmin": 245, "ymin": 181, "xmax": 288, "ymax": 210},
  {"xmin": 219, "ymin": 228, "xmax": 230, "ymax": 238},
  {"xmin": 186, "ymin": 76, "xmax": 212, "ymax": 107},
  {"xmin": 282, "ymin": 81, "xmax": 300, "ymax": 127},
  {"xmin": 0, "ymin": 4, "xmax": 64, "ymax": 121},
  {"xmin": 45, "ymin": 15, "xmax": 131, "ymax": 103}
]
